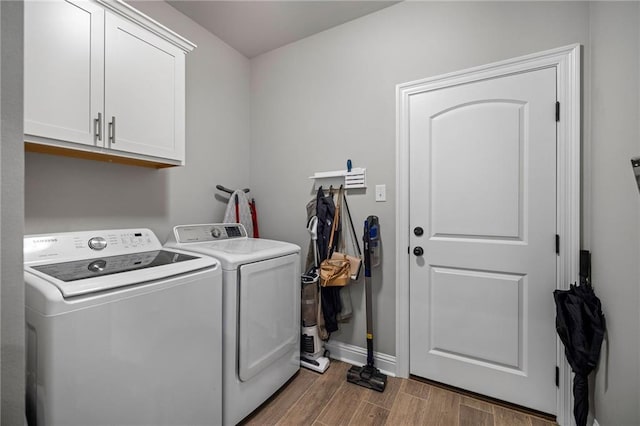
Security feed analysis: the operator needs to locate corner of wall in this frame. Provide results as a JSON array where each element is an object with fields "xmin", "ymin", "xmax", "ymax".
[{"xmin": 0, "ymin": 0, "xmax": 25, "ymax": 423}]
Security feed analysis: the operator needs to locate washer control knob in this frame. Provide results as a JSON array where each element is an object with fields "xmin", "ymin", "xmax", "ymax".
[
  {"xmin": 211, "ymin": 228, "xmax": 222, "ymax": 239},
  {"xmin": 88, "ymin": 237, "xmax": 107, "ymax": 251}
]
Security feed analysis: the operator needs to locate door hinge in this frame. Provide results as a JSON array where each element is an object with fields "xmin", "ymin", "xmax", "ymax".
[
  {"xmin": 555, "ymin": 234, "xmax": 560, "ymax": 255},
  {"xmin": 580, "ymin": 250, "xmax": 591, "ymax": 284},
  {"xmin": 555, "ymin": 366, "xmax": 559, "ymax": 387},
  {"xmin": 555, "ymin": 102, "xmax": 560, "ymax": 122}
]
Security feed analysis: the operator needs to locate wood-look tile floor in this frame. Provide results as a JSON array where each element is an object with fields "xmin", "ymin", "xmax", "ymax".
[{"xmin": 241, "ymin": 360, "xmax": 558, "ymax": 426}]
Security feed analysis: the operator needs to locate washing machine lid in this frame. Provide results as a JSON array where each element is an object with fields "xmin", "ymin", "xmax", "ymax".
[
  {"xmin": 24, "ymin": 229, "xmax": 218, "ymax": 298},
  {"xmin": 166, "ymin": 224, "xmax": 300, "ymax": 269},
  {"xmin": 25, "ymin": 249, "xmax": 217, "ymax": 298}
]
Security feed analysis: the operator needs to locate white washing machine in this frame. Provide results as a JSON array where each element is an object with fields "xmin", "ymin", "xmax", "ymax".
[
  {"xmin": 165, "ymin": 223, "xmax": 301, "ymax": 425},
  {"xmin": 24, "ymin": 228, "xmax": 223, "ymax": 426}
]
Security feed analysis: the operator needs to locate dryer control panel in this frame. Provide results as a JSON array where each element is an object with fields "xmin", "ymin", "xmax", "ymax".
[{"xmin": 172, "ymin": 224, "xmax": 248, "ymax": 243}]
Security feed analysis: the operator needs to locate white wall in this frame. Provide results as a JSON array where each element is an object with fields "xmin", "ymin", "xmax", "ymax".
[
  {"xmin": 24, "ymin": 1, "xmax": 252, "ymax": 240},
  {"xmin": 250, "ymin": 1, "xmax": 639, "ymax": 424},
  {"xmin": 0, "ymin": 0, "xmax": 24, "ymax": 423},
  {"xmin": 588, "ymin": 3, "xmax": 640, "ymax": 424},
  {"xmin": 251, "ymin": 0, "xmax": 589, "ymax": 356}
]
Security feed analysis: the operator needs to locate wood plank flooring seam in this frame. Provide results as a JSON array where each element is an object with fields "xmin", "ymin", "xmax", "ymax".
[
  {"xmin": 248, "ymin": 362, "xmax": 558, "ymax": 426},
  {"xmin": 314, "ymin": 381, "xmax": 350, "ymax": 424},
  {"xmin": 365, "ymin": 398, "xmax": 398, "ymax": 411},
  {"xmin": 365, "ymin": 387, "xmax": 402, "ymax": 411},
  {"xmin": 273, "ymin": 372, "xmax": 321, "ymax": 425}
]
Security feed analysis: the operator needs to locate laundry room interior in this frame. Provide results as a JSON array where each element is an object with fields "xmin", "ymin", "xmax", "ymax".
[{"xmin": 1, "ymin": 1, "xmax": 640, "ymax": 425}]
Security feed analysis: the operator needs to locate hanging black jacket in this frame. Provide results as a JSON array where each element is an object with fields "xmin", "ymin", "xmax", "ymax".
[
  {"xmin": 315, "ymin": 186, "xmax": 335, "ymax": 262},
  {"xmin": 314, "ymin": 186, "xmax": 342, "ymax": 333}
]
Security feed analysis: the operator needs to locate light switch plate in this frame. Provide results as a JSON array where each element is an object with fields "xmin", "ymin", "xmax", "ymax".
[
  {"xmin": 375, "ymin": 184, "xmax": 386, "ymax": 202},
  {"xmin": 632, "ymin": 157, "xmax": 640, "ymax": 193}
]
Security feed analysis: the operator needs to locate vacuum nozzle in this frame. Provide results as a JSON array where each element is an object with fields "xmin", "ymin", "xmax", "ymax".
[{"xmin": 347, "ymin": 365, "xmax": 387, "ymax": 392}]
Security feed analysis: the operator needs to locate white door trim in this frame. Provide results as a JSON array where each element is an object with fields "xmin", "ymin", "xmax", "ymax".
[{"xmin": 395, "ymin": 44, "xmax": 580, "ymax": 426}]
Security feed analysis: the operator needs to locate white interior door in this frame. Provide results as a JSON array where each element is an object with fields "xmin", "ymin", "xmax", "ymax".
[{"xmin": 409, "ymin": 67, "xmax": 558, "ymax": 414}]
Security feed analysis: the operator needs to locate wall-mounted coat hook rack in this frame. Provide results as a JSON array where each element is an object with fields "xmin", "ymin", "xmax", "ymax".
[{"xmin": 309, "ymin": 168, "xmax": 366, "ymax": 190}]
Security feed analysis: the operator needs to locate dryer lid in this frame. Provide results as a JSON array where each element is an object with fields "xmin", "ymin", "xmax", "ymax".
[{"xmin": 166, "ymin": 224, "xmax": 300, "ymax": 269}]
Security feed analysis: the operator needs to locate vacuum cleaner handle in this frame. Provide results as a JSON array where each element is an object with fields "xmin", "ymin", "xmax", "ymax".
[
  {"xmin": 363, "ymin": 221, "xmax": 370, "ymax": 277},
  {"xmin": 363, "ymin": 216, "xmax": 379, "ymax": 278},
  {"xmin": 348, "ymin": 215, "xmax": 386, "ymax": 390},
  {"xmin": 307, "ymin": 216, "xmax": 319, "ymax": 268},
  {"xmin": 363, "ymin": 216, "xmax": 379, "ymax": 366}
]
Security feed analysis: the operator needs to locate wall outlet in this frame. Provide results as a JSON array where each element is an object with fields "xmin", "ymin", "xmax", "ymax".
[{"xmin": 375, "ymin": 184, "xmax": 386, "ymax": 202}]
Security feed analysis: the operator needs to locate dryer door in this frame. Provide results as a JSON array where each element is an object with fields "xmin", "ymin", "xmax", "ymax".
[{"xmin": 238, "ymin": 253, "xmax": 300, "ymax": 382}]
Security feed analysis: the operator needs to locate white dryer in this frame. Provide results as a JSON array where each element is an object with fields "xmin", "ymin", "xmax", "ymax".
[
  {"xmin": 24, "ymin": 228, "xmax": 223, "ymax": 426},
  {"xmin": 165, "ymin": 223, "xmax": 301, "ymax": 425}
]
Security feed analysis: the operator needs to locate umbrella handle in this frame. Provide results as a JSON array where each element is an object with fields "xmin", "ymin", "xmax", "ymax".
[{"xmin": 234, "ymin": 193, "xmax": 239, "ymax": 223}]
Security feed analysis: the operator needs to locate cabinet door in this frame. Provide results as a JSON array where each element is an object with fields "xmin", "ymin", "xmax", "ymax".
[
  {"xmin": 104, "ymin": 11, "xmax": 185, "ymax": 162},
  {"xmin": 24, "ymin": 0, "xmax": 104, "ymax": 147}
]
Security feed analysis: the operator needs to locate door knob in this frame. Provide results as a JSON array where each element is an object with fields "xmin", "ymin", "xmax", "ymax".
[
  {"xmin": 413, "ymin": 246, "xmax": 424, "ymax": 257},
  {"xmin": 414, "ymin": 227, "xmax": 424, "ymax": 236}
]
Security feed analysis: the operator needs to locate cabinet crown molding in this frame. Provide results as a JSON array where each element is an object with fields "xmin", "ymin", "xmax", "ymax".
[{"xmin": 96, "ymin": 0, "xmax": 196, "ymax": 52}]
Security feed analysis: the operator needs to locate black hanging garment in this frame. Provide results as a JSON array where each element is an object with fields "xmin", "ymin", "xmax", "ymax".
[
  {"xmin": 314, "ymin": 186, "xmax": 341, "ymax": 334},
  {"xmin": 316, "ymin": 186, "xmax": 336, "ymax": 261}
]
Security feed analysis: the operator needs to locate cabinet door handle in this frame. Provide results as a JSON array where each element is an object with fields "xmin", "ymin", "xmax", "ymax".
[
  {"xmin": 109, "ymin": 116, "xmax": 116, "ymax": 144},
  {"xmin": 94, "ymin": 112, "xmax": 102, "ymax": 141}
]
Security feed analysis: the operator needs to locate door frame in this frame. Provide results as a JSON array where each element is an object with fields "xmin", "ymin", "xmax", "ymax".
[{"xmin": 395, "ymin": 44, "xmax": 580, "ymax": 425}]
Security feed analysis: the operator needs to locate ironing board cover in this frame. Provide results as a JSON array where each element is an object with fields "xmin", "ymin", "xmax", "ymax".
[{"xmin": 223, "ymin": 190, "xmax": 254, "ymax": 237}]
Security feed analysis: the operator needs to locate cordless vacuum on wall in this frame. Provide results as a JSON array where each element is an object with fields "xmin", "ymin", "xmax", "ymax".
[
  {"xmin": 300, "ymin": 216, "xmax": 330, "ymax": 373},
  {"xmin": 347, "ymin": 215, "xmax": 387, "ymax": 392}
]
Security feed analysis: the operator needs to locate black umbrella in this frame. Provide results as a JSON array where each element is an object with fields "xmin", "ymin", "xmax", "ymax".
[{"xmin": 553, "ymin": 281, "xmax": 606, "ymax": 426}]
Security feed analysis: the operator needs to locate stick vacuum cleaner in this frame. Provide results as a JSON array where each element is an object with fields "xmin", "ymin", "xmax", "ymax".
[
  {"xmin": 347, "ymin": 216, "xmax": 387, "ymax": 392},
  {"xmin": 300, "ymin": 216, "xmax": 330, "ymax": 374}
]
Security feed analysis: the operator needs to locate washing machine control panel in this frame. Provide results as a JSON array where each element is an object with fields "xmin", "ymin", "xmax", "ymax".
[
  {"xmin": 173, "ymin": 224, "xmax": 248, "ymax": 243},
  {"xmin": 24, "ymin": 229, "xmax": 161, "ymax": 263}
]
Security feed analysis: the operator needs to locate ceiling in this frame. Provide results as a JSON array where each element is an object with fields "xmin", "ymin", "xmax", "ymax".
[{"xmin": 166, "ymin": 1, "xmax": 400, "ymax": 58}]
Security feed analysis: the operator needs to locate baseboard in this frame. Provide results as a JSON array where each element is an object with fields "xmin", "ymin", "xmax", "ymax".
[{"xmin": 324, "ymin": 340, "xmax": 397, "ymax": 377}]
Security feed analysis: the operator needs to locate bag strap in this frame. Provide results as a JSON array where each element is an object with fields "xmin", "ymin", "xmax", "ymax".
[
  {"xmin": 326, "ymin": 200, "xmax": 337, "ymax": 253},
  {"xmin": 337, "ymin": 191, "xmax": 347, "ymax": 252},
  {"xmin": 326, "ymin": 186, "xmax": 343, "ymax": 257},
  {"xmin": 342, "ymin": 191, "xmax": 362, "ymax": 256}
]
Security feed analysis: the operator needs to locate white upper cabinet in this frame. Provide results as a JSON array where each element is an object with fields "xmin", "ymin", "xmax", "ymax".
[
  {"xmin": 24, "ymin": 0, "xmax": 195, "ymax": 168},
  {"xmin": 24, "ymin": 0, "xmax": 105, "ymax": 148},
  {"xmin": 104, "ymin": 11, "xmax": 185, "ymax": 161}
]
